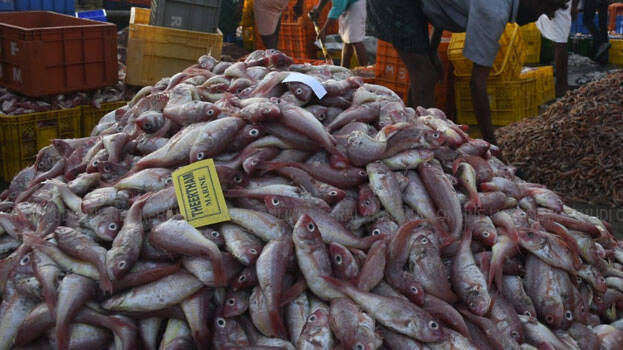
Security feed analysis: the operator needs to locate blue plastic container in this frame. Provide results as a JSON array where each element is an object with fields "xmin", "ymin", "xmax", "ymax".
[
  {"xmin": 77, "ymin": 9, "xmax": 107, "ymax": 22},
  {"xmin": 1, "ymin": 0, "xmax": 76, "ymax": 14},
  {"xmin": 0, "ymin": 0, "xmax": 15, "ymax": 10},
  {"xmin": 616, "ymin": 16, "xmax": 623, "ymax": 35}
]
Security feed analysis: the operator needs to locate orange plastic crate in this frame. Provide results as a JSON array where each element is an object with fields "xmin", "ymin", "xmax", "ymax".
[{"xmin": 0, "ymin": 11, "xmax": 117, "ymax": 97}]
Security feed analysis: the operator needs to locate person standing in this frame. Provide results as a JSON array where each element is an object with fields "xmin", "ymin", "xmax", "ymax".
[
  {"xmin": 365, "ymin": 0, "xmax": 569, "ymax": 144},
  {"xmin": 310, "ymin": 0, "xmax": 369, "ymax": 67},
  {"xmin": 536, "ymin": 0, "xmax": 579, "ymax": 97},
  {"xmin": 582, "ymin": 0, "xmax": 611, "ymax": 61}
]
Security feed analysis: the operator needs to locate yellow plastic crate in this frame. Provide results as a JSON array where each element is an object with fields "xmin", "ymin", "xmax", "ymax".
[
  {"xmin": 521, "ymin": 66, "xmax": 555, "ymax": 104},
  {"xmin": 448, "ymin": 23, "xmax": 526, "ymax": 80},
  {"xmin": 454, "ymin": 77, "xmax": 538, "ymax": 126},
  {"xmin": 0, "ymin": 107, "xmax": 81, "ymax": 181},
  {"xmin": 609, "ymin": 39, "xmax": 623, "ymax": 65},
  {"xmin": 126, "ymin": 8, "xmax": 223, "ymax": 86},
  {"xmin": 519, "ymin": 22, "xmax": 542, "ymax": 64},
  {"xmin": 130, "ymin": 6, "xmax": 150, "ymax": 25},
  {"xmin": 81, "ymin": 101, "xmax": 127, "ymax": 137}
]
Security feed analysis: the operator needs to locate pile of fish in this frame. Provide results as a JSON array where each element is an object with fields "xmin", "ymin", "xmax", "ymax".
[
  {"xmin": 0, "ymin": 83, "xmax": 132, "ymax": 116},
  {"xmin": 496, "ymin": 70, "xmax": 623, "ymax": 206},
  {"xmin": 1, "ymin": 49, "xmax": 623, "ymax": 350}
]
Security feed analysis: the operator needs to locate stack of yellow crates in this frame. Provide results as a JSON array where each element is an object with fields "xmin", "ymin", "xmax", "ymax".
[
  {"xmin": 519, "ymin": 22, "xmax": 542, "ymax": 64},
  {"xmin": 449, "ymin": 23, "xmax": 538, "ymax": 126}
]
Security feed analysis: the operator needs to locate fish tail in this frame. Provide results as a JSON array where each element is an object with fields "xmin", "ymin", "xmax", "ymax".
[{"xmin": 56, "ymin": 323, "xmax": 70, "ymax": 350}]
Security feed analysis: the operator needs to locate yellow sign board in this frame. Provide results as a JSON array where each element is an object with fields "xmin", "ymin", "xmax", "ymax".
[{"xmin": 172, "ymin": 159, "xmax": 230, "ymax": 227}]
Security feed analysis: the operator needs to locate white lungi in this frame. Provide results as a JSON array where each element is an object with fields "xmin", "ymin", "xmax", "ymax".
[{"xmin": 338, "ymin": 0, "xmax": 366, "ymax": 44}]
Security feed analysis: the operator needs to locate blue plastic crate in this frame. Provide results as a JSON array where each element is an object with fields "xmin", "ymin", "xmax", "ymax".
[
  {"xmin": 0, "ymin": 0, "xmax": 15, "ymax": 10},
  {"xmin": 77, "ymin": 8, "xmax": 107, "ymax": 22},
  {"xmin": 11, "ymin": 0, "xmax": 75, "ymax": 13},
  {"xmin": 616, "ymin": 16, "xmax": 623, "ymax": 35}
]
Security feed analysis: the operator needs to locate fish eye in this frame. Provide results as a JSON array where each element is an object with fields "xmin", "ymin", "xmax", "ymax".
[
  {"xmin": 92, "ymin": 160, "xmax": 99, "ymax": 167},
  {"xmin": 335, "ymin": 255, "xmax": 342, "ymax": 264},
  {"xmin": 271, "ymin": 198, "xmax": 280, "ymax": 206},
  {"xmin": 143, "ymin": 122, "xmax": 152, "ymax": 130},
  {"xmin": 308, "ymin": 315, "xmax": 316, "ymax": 322},
  {"xmin": 565, "ymin": 311, "xmax": 573, "ymax": 320},
  {"xmin": 545, "ymin": 315, "xmax": 554, "ymax": 324},
  {"xmin": 329, "ymin": 191, "xmax": 338, "ymax": 197},
  {"xmin": 428, "ymin": 321, "xmax": 439, "ymax": 330},
  {"xmin": 108, "ymin": 223, "xmax": 118, "ymax": 231},
  {"xmin": 318, "ymin": 114, "xmax": 325, "ymax": 120},
  {"xmin": 249, "ymin": 248, "xmax": 257, "ymax": 255},
  {"xmin": 211, "ymin": 231, "xmax": 220, "ymax": 238},
  {"xmin": 432, "ymin": 132, "xmax": 440, "ymax": 138},
  {"xmin": 420, "ymin": 237, "xmax": 429, "ymax": 244},
  {"xmin": 353, "ymin": 344, "xmax": 364, "ymax": 350},
  {"xmin": 372, "ymin": 228, "xmax": 381, "ymax": 236},
  {"xmin": 234, "ymin": 175, "xmax": 243, "ymax": 183},
  {"xmin": 103, "ymin": 165, "xmax": 111, "ymax": 172},
  {"xmin": 207, "ymin": 109, "xmax": 214, "ymax": 116},
  {"xmin": 117, "ymin": 126, "xmax": 123, "ymax": 132},
  {"xmin": 216, "ymin": 318, "xmax": 226, "ymax": 327},
  {"xmin": 519, "ymin": 212, "xmax": 526, "ymax": 217},
  {"xmin": 482, "ymin": 231, "xmax": 490, "ymax": 238},
  {"xmin": 165, "ymin": 177, "xmax": 172, "ymax": 185},
  {"xmin": 596, "ymin": 297, "xmax": 602, "ymax": 303},
  {"xmin": 263, "ymin": 108, "xmax": 271, "ymax": 114},
  {"xmin": 358, "ymin": 171, "xmax": 366, "ymax": 176},
  {"xmin": 364, "ymin": 200, "xmax": 371, "ymax": 205},
  {"xmin": 576, "ymin": 276, "xmax": 583, "ymax": 284},
  {"xmin": 410, "ymin": 286, "xmax": 418, "ymax": 294},
  {"xmin": 118, "ymin": 261, "xmax": 127, "ymax": 270},
  {"xmin": 307, "ymin": 222, "xmax": 315, "ymax": 231},
  {"xmin": 524, "ymin": 311, "xmax": 532, "ymax": 317},
  {"xmin": 295, "ymin": 88, "xmax": 303, "ymax": 95},
  {"xmin": 227, "ymin": 298, "xmax": 235, "ymax": 306},
  {"xmin": 249, "ymin": 128, "xmax": 259, "ymax": 137},
  {"xmin": 196, "ymin": 152, "xmax": 205, "ymax": 160},
  {"xmin": 469, "ymin": 302, "xmax": 476, "ymax": 308},
  {"xmin": 239, "ymin": 275, "xmax": 246, "ymax": 282},
  {"xmin": 20, "ymin": 254, "xmax": 30, "ymax": 265},
  {"xmin": 511, "ymin": 330, "xmax": 519, "ymax": 339}
]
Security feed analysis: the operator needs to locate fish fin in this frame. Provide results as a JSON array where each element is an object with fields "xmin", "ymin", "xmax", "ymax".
[
  {"xmin": 21, "ymin": 232, "xmax": 49, "ymax": 249},
  {"xmin": 279, "ymin": 279, "xmax": 307, "ymax": 307},
  {"xmin": 255, "ymin": 161, "xmax": 294, "ymax": 175},
  {"xmin": 223, "ymin": 188, "xmax": 251, "ymax": 198}
]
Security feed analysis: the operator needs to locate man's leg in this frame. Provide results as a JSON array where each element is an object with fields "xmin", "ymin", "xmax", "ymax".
[
  {"xmin": 395, "ymin": 48, "xmax": 437, "ymax": 108},
  {"xmin": 353, "ymin": 42, "xmax": 369, "ymax": 66},
  {"xmin": 260, "ymin": 17, "xmax": 282, "ymax": 49},
  {"xmin": 341, "ymin": 43, "xmax": 355, "ymax": 67},
  {"xmin": 594, "ymin": 1, "xmax": 611, "ymax": 60},
  {"xmin": 554, "ymin": 42, "xmax": 568, "ymax": 97},
  {"xmin": 583, "ymin": 0, "xmax": 600, "ymax": 42}
]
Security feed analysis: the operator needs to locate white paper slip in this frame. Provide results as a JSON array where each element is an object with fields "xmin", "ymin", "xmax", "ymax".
[{"xmin": 283, "ymin": 72, "xmax": 327, "ymax": 99}]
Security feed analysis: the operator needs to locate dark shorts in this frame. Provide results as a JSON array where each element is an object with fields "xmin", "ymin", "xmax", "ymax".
[{"xmin": 366, "ymin": 0, "xmax": 430, "ymax": 53}]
